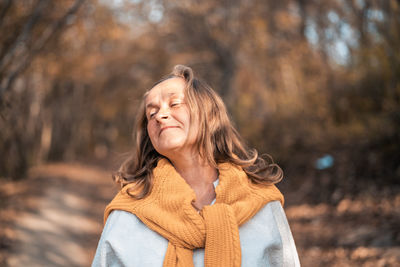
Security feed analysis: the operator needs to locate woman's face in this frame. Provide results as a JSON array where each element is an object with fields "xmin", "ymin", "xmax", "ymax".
[{"xmin": 145, "ymin": 77, "xmax": 197, "ymax": 157}]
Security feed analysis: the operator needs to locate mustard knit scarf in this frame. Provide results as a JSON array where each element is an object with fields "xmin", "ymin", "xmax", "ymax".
[{"xmin": 104, "ymin": 158, "xmax": 284, "ymax": 267}]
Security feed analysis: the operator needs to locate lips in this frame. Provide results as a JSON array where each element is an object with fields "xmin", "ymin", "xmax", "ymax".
[{"xmin": 159, "ymin": 126, "xmax": 179, "ymax": 135}]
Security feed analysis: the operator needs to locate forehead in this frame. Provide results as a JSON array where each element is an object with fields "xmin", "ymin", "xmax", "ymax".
[{"xmin": 145, "ymin": 77, "xmax": 186, "ymax": 104}]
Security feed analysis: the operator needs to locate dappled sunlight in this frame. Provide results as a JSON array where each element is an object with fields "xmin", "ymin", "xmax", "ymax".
[
  {"xmin": 0, "ymin": 0, "xmax": 399, "ymax": 266},
  {"xmin": 286, "ymin": 194, "xmax": 400, "ymax": 266},
  {"xmin": 1, "ymin": 163, "xmax": 117, "ymax": 267}
]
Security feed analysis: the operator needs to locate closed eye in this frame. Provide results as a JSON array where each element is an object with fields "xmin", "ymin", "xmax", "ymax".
[
  {"xmin": 147, "ymin": 109, "xmax": 158, "ymax": 119},
  {"xmin": 171, "ymin": 100, "xmax": 185, "ymax": 107}
]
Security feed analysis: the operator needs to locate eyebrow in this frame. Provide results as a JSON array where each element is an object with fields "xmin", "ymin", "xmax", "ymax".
[
  {"xmin": 145, "ymin": 93, "xmax": 184, "ymax": 109},
  {"xmin": 145, "ymin": 103, "xmax": 158, "ymax": 110}
]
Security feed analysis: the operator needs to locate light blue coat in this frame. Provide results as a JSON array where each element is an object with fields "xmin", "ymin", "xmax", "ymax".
[{"xmin": 92, "ymin": 180, "xmax": 300, "ymax": 267}]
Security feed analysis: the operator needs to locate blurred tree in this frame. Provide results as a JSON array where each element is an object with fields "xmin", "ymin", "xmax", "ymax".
[
  {"xmin": 0, "ymin": 0, "xmax": 85, "ymax": 178},
  {"xmin": 0, "ymin": 0, "xmax": 85, "ymax": 97},
  {"xmin": 0, "ymin": 0, "xmax": 398, "ymax": 204}
]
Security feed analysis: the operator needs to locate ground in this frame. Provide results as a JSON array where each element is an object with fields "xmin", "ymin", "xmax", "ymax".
[{"xmin": 0, "ymin": 163, "xmax": 399, "ymax": 266}]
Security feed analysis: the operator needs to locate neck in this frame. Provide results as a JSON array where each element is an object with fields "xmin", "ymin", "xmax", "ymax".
[
  {"xmin": 169, "ymin": 154, "xmax": 218, "ymax": 187},
  {"xmin": 168, "ymin": 153, "xmax": 218, "ymax": 210}
]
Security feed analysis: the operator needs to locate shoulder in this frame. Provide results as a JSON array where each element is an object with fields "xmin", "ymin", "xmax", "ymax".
[
  {"xmin": 106, "ymin": 209, "xmax": 142, "ymax": 227},
  {"xmin": 99, "ymin": 210, "xmax": 148, "ymax": 248},
  {"xmin": 259, "ymin": 201, "xmax": 301, "ymax": 266},
  {"xmin": 260, "ymin": 200, "xmax": 285, "ymax": 221},
  {"xmin": 240, "ymin": 200, "xmax": 283, "ymax": 236},
  {"xmin": 239, "ymin": 201, "xmax": 301, "ymax": 266},
  {"xmin": 250, "ymin": 200, "xmax": 294, "ymax": 245},
  {"xmin": 243, "ymin": 200, "xmax": 284, "ymax": 224},
  {"xmin": 92, "ymin": 210, "xmax": 168, "ymax": 266},
  {"xmin": 103, "ymin": 210, "xmax": 167, "ymax": 244},
  {"xmin": 239, "ymin": 200, "xmax": 285, "ymax": 253}
]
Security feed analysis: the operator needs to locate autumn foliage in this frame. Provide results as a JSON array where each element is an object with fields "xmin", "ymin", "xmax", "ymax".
[{"xmin": 0, "ymin": 0, "xmax": 399, "ymax": 203}]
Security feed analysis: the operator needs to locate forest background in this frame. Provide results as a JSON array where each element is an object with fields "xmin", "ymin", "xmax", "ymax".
[{"xmin": 0, "ymin": 0, "xmax": 399, "ymax": 266}]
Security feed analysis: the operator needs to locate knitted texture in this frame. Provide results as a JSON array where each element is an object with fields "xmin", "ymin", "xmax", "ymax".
[{"xmin": 104, "ymin": 158, "xmax": 284, "ymax": 267}]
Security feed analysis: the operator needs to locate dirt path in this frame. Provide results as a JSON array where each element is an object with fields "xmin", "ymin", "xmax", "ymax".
[
  {"xmin": 0, "ymin": 163, "xmax": 399, "ymax": 266},
  {"xmin": 286, "ymin": 198, "xmax": 400, "ymax": 266},
  {"xmin": 0, "ymin": 163, "xmax": 117, "ymax": 267}
]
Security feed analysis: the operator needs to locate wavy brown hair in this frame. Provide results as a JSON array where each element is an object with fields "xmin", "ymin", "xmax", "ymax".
[{"xmin": 113, "ymin": 65, "xmax": 283, "ymax": 199}]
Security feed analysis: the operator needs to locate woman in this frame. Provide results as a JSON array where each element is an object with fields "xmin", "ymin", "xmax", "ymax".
[{"xmin": 92, "ymin": 65, "xmax": 300, "ymax": 267}]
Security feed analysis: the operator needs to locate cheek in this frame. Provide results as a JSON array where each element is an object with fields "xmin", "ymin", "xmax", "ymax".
[
  {"xmin": 147, "ymin": 122, "xmax": 157, "ymax": 142},
  {"xmin": 186, "ymin": 112, "xmax": 198, "ymax": 134},
  {"xmin": 177, "ymin": 108, "xmax": 192, "ymax": 130}
]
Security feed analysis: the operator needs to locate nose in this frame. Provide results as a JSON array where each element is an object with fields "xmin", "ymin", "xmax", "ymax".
[{"xmin": 155, "ymin": 106, "xmax": 170, "ymax": 122}]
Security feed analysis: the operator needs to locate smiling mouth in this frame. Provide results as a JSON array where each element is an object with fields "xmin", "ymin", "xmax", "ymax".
[{"xmin": 160, "ymin": 126, "xmax": 179, "ymax": 134}]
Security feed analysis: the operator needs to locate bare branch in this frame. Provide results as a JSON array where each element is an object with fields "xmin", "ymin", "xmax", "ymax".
[
  {"xmin": 0, "ymin": 0, "xmax": 48, "ymax": 72},
  {"xmin": 0, "ymin": 0, "xmax": 12, "ymax": 28},
  {"xmin": 0, "ymin": 0, "xmax": 86, "ymax": 100}
]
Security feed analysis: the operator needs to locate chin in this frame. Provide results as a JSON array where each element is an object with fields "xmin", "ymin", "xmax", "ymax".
[{"xmin": 156, "ymin": 141, "xmax": 185, "ymax": 155}]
